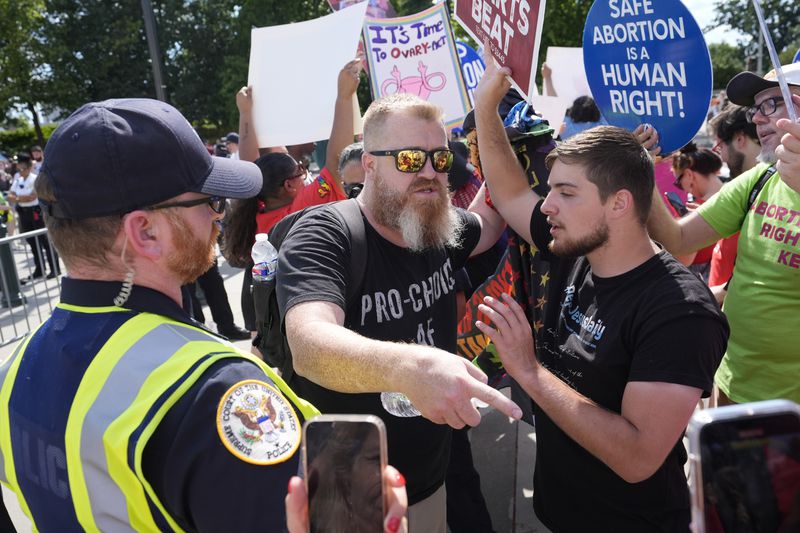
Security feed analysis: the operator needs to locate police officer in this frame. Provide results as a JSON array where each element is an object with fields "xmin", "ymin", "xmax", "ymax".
[{"xmin": 0, "ymin": 99, "xmax": 333, "ymax": 532}]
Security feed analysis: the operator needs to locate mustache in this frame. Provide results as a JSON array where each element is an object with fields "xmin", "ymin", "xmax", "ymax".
[{"xmin": 408, "ymin": 179, "xmax": 447, "ymax": 193}]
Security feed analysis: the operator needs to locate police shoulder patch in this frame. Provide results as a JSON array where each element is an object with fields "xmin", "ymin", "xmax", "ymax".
[{"xmin": 216, "ymin": 379, "xmax": 301, "ymax": 465}]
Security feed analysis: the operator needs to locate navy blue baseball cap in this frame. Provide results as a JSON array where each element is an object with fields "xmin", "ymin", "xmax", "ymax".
[{"xmin": 40, "ymin": 98, "xmax": 262, "ymax": 219}]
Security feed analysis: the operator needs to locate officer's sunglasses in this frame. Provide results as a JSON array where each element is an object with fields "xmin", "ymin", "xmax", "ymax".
[
  {"xmin": 148, "ymin": 195, "xmax": 226, "ymax": 215},
  {"xmin": 369, "ymin": 148, "xmax": 454, "ymax": 173}
]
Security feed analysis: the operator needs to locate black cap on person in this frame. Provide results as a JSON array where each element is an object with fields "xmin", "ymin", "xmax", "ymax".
[
  {"xmin": 39, "ymin": 98, "xmax": 262, "ymax": 219},
  {"xmin": 726, "ymin": 63, "xmax": 800, "ymax": 107}
]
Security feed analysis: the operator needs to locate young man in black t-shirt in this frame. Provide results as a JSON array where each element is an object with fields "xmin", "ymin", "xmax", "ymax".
[
  {"xmin": 277, "ymin": 93, "xmax": 523, "ymax": 532},
  {"xmin": 471, "ymin": 60, "xmax": 729, "ymax": 531}
]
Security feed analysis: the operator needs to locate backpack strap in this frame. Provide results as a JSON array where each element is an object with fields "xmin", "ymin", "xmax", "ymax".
[
  {"xmin": 328, "ymin": 198, "xmax": 368, "ymax": 308},
  {"xmin": 746, "ymin": 165, "xmax": 777, "ymax": 212},
  {"xmin": 272, "ymin": 198, "xmax": 367, "ymax": 378},
  {"xmin": 720, "ymin": 165, "xmax": 777, "ymax": 292}
]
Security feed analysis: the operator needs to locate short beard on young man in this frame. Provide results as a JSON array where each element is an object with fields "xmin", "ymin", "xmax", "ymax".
[
  {"xmin": 371, "ymin": 174, "xmax": 464, "ymax": 253},
  {"xmin": 726, "ymin": 146, "xmax": 746, "ymax": 178},
  {"xmin": 548, "ymin": 220, "xmax": 610, "ymax": 258}
]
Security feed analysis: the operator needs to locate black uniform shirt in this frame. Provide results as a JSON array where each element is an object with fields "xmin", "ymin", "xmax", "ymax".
[{"xmin": 61, "ymin": 279, "xmax": 303, "ymax": 532}]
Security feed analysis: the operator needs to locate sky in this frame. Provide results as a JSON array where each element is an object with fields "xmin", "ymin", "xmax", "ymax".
[{"xmin": 682, "ymin": 0, "xmax": 748, "ymax": 45}]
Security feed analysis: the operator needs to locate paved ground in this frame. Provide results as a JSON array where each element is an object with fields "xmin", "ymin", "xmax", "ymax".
[{"xmin": 0, "ymin": 253, "xmax": 547, "ymax": 532}]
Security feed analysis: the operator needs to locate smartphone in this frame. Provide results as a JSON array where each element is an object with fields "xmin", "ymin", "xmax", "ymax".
[
  {"xmin": 303, "ymin": 415, "xmax": 387, "ymax": 533},
  {"xmin": 665, "ymin": 191, "xmax": 689, "ymax": 217},
  {"xmin": 687, "ymin": 400, "xmax": 800, "ymax": 533}
]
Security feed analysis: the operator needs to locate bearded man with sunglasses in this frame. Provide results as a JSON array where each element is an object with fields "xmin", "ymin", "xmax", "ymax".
[
  {"xmin": 277, "ymin": 92, "xmax": 523, "ymax": 532},
  {"xmin": 0, "ymin": 99, "xmax": 331, "ymax": 532},
  {"xmin": 646, "ymin": 63, "xmax": 800, "ymax": 406}
]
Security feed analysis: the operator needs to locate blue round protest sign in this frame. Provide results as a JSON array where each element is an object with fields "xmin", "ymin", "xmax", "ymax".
[
  {"xmin": 582, "ymin": 0, "xmax": 712, "ymax": 154},
  {"xmin": 794, "ymin": 48, "xmax": 800, "ymax": 64},
  {"xmin": 456, "ymin": 41, "xmax": 485, "ymax": 105}
]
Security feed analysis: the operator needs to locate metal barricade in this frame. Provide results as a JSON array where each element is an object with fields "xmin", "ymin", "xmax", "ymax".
[{"xmin": 0, "ymin": 227, "xmax": 63, "ymax": 348}]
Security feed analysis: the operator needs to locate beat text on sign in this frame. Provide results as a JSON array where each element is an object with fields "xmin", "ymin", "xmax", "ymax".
[{"xmin": 469, "ymin": 0, "xmax": 532, "ymax": 56}]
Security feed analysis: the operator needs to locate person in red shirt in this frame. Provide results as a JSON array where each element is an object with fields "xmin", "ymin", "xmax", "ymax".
[
  {"xmin": 705, "ymin": 105, "xmax": 761, "ymax": 304},
  {"xmin": 670, "ymin": 143, "xmax": 724, "ymax": 282},
  {"xmin": 224, "ymin": 58, "xmax": 361, "ymax": 334}
]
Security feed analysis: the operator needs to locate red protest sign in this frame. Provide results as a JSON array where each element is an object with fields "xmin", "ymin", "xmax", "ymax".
[{"xmin": 454, "ymin": 0, "xmax": 547, "ymax": 101}]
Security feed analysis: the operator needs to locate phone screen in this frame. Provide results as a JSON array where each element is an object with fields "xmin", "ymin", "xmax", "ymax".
[
  {"xmin": 305, "ymin": 420, "xmax": 384, "ymax": 533},
  {"xmin": 699, "ymin": 413, "xmax": 800, "ymax": 532},
  {"xmin": 665, "ymin": 191, "xmax": 688, "ymax": 216}
]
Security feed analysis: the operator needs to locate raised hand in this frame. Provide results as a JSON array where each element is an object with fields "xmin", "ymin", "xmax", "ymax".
[
  {"xmin": 473, "ymin": 39, "xmax": 512, "ymax": 112},
  {"xmin": 475, "ymin": 293, "xmax": 538, "ymax": 382},
  {"xmin": 632, "ymin": 123, "xmax": 661, "ymax": 157},
  {"xmin": 776, "ymin": 94, "xmax": 800, "ymax": 185},
  {"xmin": 338, "ymin": 57, "xmax": 364, "ymax": 98},
  {"xmin": 235, "ymin": 86, "xmax": 253, "ymax": 115}
]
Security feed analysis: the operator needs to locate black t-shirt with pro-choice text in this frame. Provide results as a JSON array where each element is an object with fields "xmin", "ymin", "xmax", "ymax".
[{"xmin": 277, "ymin": 204, "xmax": 481, "ymax": 504}]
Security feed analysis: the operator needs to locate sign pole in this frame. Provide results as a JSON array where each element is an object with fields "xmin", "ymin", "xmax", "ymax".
[{"xmin": 752, "ymin": 0, "xmax": 798, "ymax": 123}]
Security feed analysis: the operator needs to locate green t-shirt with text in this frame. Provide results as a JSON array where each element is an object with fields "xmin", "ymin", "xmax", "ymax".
[{"xmin": 698, "ymin": 164, "xmax": 800, "ymax": 403}]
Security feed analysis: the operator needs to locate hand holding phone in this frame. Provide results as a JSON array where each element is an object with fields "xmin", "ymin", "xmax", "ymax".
[
  {"xmin": 303, "ymin": 415, "xmax": 390, "ymax": 533},
  {"xmin": 286, "ymin": 464, "xmax": 408, "ymax": 533},
  {"xmin": 665, "ymin": 191, "xmax": 689, "ymax": 217}
]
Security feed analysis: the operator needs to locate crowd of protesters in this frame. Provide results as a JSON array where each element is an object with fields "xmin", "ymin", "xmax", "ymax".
[{"xmin": 0, "ymin": 36, "xmax": 798, "ymax": 533}]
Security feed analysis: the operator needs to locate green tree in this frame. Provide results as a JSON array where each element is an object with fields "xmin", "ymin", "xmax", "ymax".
[
  {"xmin": 0, "ymin": 0, "xmax": 49, "ymax": 146},
  {"xmin": 38, "ymin": 0, "xmax": 154, "ymax": 115},
  {"xmin": 159, "ymin": 0, "xmax": 239, "ymax": 126},
  {"xmin": 779, "ymin": 38, "xmax": 800, "ymax": 65},
  {"xmin": 394, "ymin": 0, "xmax": 432, "ymax": 16},
  {"xmin": 536, "ymin": 0, "xmax": 593, "ymax": 86},
  {"xmin": 711, "ymin": 0, "xmax": 800, "ymax": 68},
  {"xmin": 708, "ymin": 43, "xmax": 746, "ymax": 90}
]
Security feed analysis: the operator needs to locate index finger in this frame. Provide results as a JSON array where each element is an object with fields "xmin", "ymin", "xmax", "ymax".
[
  {"xmin": 777, "ymin": 95, "xmax": 800, "ymax": 132},
  {"xmin": 468, "ymin": 381, "xmax": 522, "ymax": 420},
  {"xmin": 285, "ymin": 476, "xmax": 308, "ymax": 533},
  {"xmin": 348, "ymin": 56, "xmax": 364, "ymax": 71},
  {"xmin": 463, "ymin": 357, "xmax": 489, "ymax": 384},
  {"xmin": 482, "ymin": 37, "xmax": 494, "ymax": 62},
  {"xmin": 481, "ymin": 38, "xmax": 507, "ymax": 72},
  {"xmin": 383, "ymin": 465, "xmax": 408, "ymax": 533}
]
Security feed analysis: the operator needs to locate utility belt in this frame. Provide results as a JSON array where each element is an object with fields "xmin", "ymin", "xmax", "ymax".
[
  {"xmin": 16, "ymin": 204, "xmax": 41, "ymax": 213},
  {"xmin": 15, "ymin": 204, "xmax": 43, "ymax": 227}
]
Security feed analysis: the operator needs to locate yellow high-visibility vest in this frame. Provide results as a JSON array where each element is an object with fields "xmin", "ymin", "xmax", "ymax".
[{"xmin": 0, "ymin": 305, "xmax": 318, "ymax": 532}]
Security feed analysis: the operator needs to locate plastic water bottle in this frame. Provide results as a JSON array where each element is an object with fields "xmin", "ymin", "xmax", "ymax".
[
  {"xmin": 381, "ymin": 390, "xmax": 489, "ymax": 417},
  {"xmin": 251, "ymin": 233, "xmax": 278, "ymax": 282},
  {"xmin": 381, "ymin": 392, "xmax": 421, "ymax": 417}
]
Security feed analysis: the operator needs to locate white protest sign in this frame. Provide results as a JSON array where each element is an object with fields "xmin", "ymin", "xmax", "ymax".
[
  {"xmin": 530, "ymin": 94, "xmax": 572, "ymax": 135},
  {"xmin": 363, "ymin": 3, "xmax": 470, "ymax": 130},
  {"xmin": 247, "ymin": 2, "xmax": 368, "ymax": 147},
  {"xmin": 545, "ymin": 47, "xmax": 592, "ymax": 104}
]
